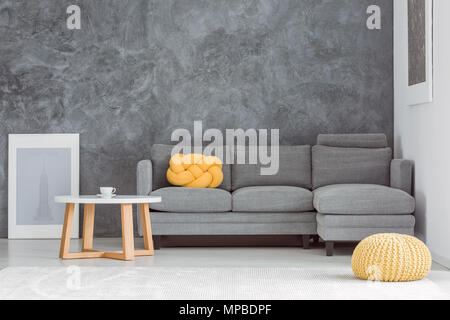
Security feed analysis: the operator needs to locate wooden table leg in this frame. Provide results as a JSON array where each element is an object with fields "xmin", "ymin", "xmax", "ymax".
[
  {"xmin": 121, "ymin": 203, "xmax": 135, "ymax": 261},
  {"xmin": 59, "ymin": 201, "xmax": 155, "ymax": 261},
  {"xmin": 59, "ymin": 203, "xmax": 75, "ymax": 259},
  {"xmin": 82, "ymin": 204, "xmax": 95, "ymax": 251},
  {"xmin": 140, "ymin": 203, "xmax": 154, "ymax": 253}
]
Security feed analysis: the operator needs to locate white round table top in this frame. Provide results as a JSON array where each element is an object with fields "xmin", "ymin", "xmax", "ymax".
[{"xmin": 54, "ymin": 195, "xmax": 162, "ymax": 204}]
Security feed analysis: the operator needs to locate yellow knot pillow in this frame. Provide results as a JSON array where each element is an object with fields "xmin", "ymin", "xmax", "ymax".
[
  {"xmin": 352, "ymin": 233, "xmax": 432, "ymax": 282},
  {"xmin": 167, "ymin": 154, "xmax": 223, "ymax": 188}
]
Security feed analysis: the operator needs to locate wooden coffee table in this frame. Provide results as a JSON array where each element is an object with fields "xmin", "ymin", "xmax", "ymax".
[{"xmin": 54, "ymin": 195, "xmax": 161, "ymax": 261}]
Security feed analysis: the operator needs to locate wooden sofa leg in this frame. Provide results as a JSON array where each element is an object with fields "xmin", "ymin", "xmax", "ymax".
[
  {"xmin": 302, "ymin": 235, "xmax": 310, "ymax": 249},
  {"xmin": 325, "ymin": 241, "xmax": 334, "ymax": 256},
  {"xmin": 153, "ymin": 235, "xmax": 161, "ymax": 250}
]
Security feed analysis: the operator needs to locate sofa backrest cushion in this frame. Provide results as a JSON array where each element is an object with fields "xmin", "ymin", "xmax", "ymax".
[
  {"xmin": 317, "ymin": 133, "xmax": 388, "ymax": 148},
  {"xmin": 231, "ymin": 145, "xmax": 311, "ymax": 190},
  {"xmin": 150, "ymin": 144, "xmax": 232, "ymax": 191},
  {"xmin": 312, "ymin": 145, "xmax": 392, "ymax": 189}
]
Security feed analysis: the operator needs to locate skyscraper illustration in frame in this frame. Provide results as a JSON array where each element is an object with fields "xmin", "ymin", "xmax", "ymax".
[
  {"xmin": 16, "ymin": 148, "xmax": 70, "ymax": 225},
  {"xmin": 8, "ymin": 134, "xmax": 79, "ymax": 239}
]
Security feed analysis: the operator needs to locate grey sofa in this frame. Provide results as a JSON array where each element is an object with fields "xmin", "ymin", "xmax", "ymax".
[{"xmin": 137, "ymin": 134, "xmax": 415, "ymax": 256}]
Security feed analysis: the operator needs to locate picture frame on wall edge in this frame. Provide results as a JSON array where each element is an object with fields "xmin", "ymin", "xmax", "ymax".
[
  {"xmin": 407, "ymin": 0, "xmax": 433, "ymax": 106},
  {"xmin": 8, "ymin": 134, "xmax": 80, "ymax": 239}
]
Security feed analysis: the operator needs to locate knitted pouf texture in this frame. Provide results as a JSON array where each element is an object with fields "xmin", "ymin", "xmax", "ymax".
[{"xmin": 351, "ymin": 233, "xmax": 432, "ymax": 282}]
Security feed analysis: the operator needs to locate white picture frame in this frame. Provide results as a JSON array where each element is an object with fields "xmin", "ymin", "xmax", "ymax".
[
  {"xmin": 8, "ymin": 134, "xmax": 79, "ymax": 239},
  {"xmin": 407, "ymin": 0, "xmax": 433, "ymax": 106}
]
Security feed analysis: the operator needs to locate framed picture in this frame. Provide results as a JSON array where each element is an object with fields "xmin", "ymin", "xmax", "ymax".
[
  {"xmin": 407, "ymin": 0, "xmax": 433, "ymax": 105},
  {"xmin": 8, "ymin": 134, "xmax": 79, "ymax": 239}
]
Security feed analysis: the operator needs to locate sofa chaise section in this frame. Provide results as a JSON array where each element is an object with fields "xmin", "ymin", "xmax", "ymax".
[{"xmin": 312, "ymin": 134, "xmax": 415, "ymax": 256}]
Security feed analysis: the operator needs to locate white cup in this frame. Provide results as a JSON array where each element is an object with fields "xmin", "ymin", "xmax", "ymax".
[{"xmin": 100, "ymin": 187, "xmax": 116, "ymax": 197}]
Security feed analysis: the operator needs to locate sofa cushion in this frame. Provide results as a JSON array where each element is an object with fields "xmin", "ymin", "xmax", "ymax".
[
  {"xmin": 150, "ymin": 187, "xmax": 231, "ymax": 212},
  {"xmin": 312, "ymin": 145, "xmax": 391, "ymax": 189},
  {"xmin": 317, "ymin": 134, "xmax": 388, "ymax": 148},
  {"xmin": 232, "ymin": 186, "xmax": 313, "ymax": 212},
  {"xmin": 231, "ymin": 145, "xmax": 311, "ymax": 190},
  {"xmin": 313, "ymin": 184, "xmax": 415, "ymax": 215},
  {"xmin": 150, "ymin": 144, "xmax": 231, "ymax": 191},
  {"xmin": 167, "ymin": 154, "xmax": 224, "ymax": 188}
]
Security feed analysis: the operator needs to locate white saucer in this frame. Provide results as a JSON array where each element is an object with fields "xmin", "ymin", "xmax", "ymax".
[{"xmin": 96, "ymin": 194, "xmax": 117, "ymax": 198}]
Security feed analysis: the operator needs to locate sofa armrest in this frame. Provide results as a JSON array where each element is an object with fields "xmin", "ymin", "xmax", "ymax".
[
  {"xmin": 137, "ymin": 160, "xmax": 152, "ymax": 236},
  {"xmin": 390, "ymin": 159, "xmax": 413, "ymax": 195},
  {"xmin": 137, "ymin": 160, "xmax": 153, "ymax": 196}
]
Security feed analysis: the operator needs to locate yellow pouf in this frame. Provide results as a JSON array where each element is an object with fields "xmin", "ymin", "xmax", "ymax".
[
  {"xmin": 167, "ymin": 154, "xmax": 223, "ymax": 188},
  {"xmin": 351, "ymin": 233, "xmax": 432, "ymax": 282}
]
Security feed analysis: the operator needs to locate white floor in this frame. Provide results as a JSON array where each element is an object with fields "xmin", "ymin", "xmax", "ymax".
[
  {"xmin": 0, "ymin": 239, "xmax": 449, "ymax": 299},
  {"xmin": 1, "ymin": 238, "xmax": 449, "ymax": 269}
]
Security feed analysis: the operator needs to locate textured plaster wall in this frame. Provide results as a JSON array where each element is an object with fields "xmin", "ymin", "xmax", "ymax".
[{"xmin": 0, "ymin": 0, "xmax": 393, "ymax": 237}]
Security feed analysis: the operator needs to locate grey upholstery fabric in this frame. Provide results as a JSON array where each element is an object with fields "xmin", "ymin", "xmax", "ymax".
[
  {"xmin": 136, "ymin": 159, "xmax": 152, "ymax": 236},
  {"xmin": 137, "ymin": 160, "xmax": 152, "ymax": 196},
  {"xmin": 150, "ymin": 211, "xmax": 317, "ymax": 235},
  {"xmin": 150, "ymin": 144, "xmax": 232, "ymax": 191},
  {"xmin": 316, "ymin": 213, "xmax": 415, "ymax": 228},
  {"xmin": 312, "ymin": 145, "xmax": 392, "ymax": 189},
  {"xmin": 313, "ymin": 184, "xmax": 415, "ymax": 215},
  {"xmin": 231, "ymin": 145, "xmax": 311, "ymax": 190},
  {"xmin": 232, "ymin": 186, "xmax": 313, "ymax": 212},
  {"xmin": 150, "ymin": 187, "xmax": 232, "ymax": 212},
  {"xmin": 149, "ymin": 144, "xmax": 173, "ymax": 190},
  {"xmin": 317, "ymin": 134, "xmax": 388, "ymax": 148},
  {"xmin": 317, "ymin": 225, "xmax": 414, "ymax": 241},
  {"xmin": 151, "ymin": 211, "xmax": 316, "ymax": 223},
  {"xmin": 391, "ymin": 159, "xmax": 413, "ymax": 195},
  {"xmin": 316, "ymin": 212, "xmax": 415, "ymax": 241}
]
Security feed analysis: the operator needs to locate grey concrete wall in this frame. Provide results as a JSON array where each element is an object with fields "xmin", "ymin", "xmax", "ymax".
[{"xmin": 0, "ymin": 0, "xmax": 393, "ymax": 237}]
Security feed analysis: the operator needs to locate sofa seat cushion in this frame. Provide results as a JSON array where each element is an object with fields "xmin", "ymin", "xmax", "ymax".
[
  {"xmin": 150, "ymin": 187, "xmax": 231, "ymax": 212},
  {"xmin": 232, "ymin": 186, "xmax": 313, "ymax": 212},
  {"xmin": 313, "ymin": 184, "xmax": 415, "ymax": 215}
]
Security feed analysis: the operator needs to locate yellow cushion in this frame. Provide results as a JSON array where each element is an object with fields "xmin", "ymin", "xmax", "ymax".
[
  {"xmin": 351, "ymin": 233, "xmax": 432, "ymax": 282},
  {"xmin": 167, "ymin": 154, "xmax": 223, "ymax": 188}
]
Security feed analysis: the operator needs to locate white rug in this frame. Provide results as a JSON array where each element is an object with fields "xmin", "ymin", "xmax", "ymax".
[{"xmin": 0, "ymin": 266, "xmax": 449, "ymax": 300}]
